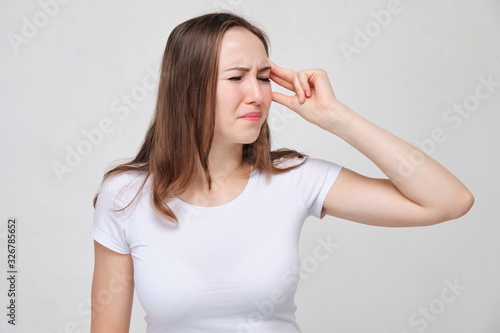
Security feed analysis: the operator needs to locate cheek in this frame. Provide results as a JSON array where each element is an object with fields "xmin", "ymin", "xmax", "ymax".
[
  {"xmin": 264, "ymin": 85, "xmax": 272, "ymax": 98},
  {"xmin": 214, "ymin": 89, "xmax": 240, "ymax": 133},
  {"xmin": 263, "ymin": 86, "xmax": 273, "ymax": 110},
  {"xmin": 214, "ymin": 89, "xmax": 231, "ymax": 124},
  {"xmin": 216, "ymin": 85, "xmax": 241, "ymax": 112}
]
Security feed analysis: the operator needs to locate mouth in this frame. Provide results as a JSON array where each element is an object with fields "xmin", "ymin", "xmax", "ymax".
[{"xmin": 239, "ymin": 112, "xmax": 262, "ymax": 122}]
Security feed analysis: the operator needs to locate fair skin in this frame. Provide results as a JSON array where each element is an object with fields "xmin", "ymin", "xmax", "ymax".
[
  {"xmin": 91, "ymin": 26, "xmax": 474, "ymax": 332},
  {"xmin": 269, "ymin": 59, "xmax": 474, "ymax": 226},
  {"xmin": 177, "ymin": 26, "xmax": 273, "ymax": 207},
  {"xmin": 91, "ymin": 242, "xmax": 134, "ymax": 333},
  {"xmin": 91, "ymin": 27, "xmax": 273, "ymax": 333}
]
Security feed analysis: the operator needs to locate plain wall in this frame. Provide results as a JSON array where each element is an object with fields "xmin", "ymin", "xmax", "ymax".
[{"xmin": 1, "ymin": 0, "xmax": 499, "ymax": 332}]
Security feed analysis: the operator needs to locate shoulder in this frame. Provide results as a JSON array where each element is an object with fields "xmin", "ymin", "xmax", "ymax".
[
  {"xmin": 98, "ymin": 170, "xmax": 150, "ymax": 203},
  {"xmin": 267, "ymin": 156, "xmax": 341, "ymax": 186},
  {"xmin": 272, "ymin": 155, "xmax": 308, "ymax": 169},
  {"xmin": 273, "ymin": 156, "xmax": 335, "ymax": 173}
]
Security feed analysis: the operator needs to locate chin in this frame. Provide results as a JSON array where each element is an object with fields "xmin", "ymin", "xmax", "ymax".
[
  {"xmin": 239, "ymin": 135, "xmax": 259, "ymax": 145},
  {"xmin": 238, "ymin": 130, "xmax": 261, "ymax": 145}
]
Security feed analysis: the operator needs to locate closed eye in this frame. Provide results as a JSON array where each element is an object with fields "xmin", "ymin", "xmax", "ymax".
[{"xmin": 228, "ymin": 77, "xmax": 270, "ymax": 82}]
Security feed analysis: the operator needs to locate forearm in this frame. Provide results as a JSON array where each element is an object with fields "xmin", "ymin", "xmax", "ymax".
[
  {"xmin": 323, "ymin": 103, "xmax": 474, "ymax": 219},
  {"xmin": 269, "ymin": 61, "xmax": 473, "ymax": 223}
]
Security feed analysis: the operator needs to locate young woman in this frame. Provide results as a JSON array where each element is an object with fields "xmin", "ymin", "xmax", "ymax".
[{"xmin": 90, "ymin": 12, "xmax": 474, "ymax": 333}]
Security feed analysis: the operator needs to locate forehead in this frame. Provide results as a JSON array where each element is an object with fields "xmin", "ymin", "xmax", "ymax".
[{"xmin": 218, "ymin": 27, "xmax": 268, "ymax": 68}]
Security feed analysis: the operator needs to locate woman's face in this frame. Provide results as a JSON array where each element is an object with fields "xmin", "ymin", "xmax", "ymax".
[{"xmin": 213, "ymin": 27, "xmax": 272, "ymax": 146}]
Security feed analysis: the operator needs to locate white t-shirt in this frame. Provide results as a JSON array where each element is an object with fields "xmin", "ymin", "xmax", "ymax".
[{"xmin": 91, "ymin": 157, "xmax": 342, "ymax": 333}]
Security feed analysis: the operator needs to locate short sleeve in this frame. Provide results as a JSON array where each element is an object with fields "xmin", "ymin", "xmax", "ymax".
[
  {"xmin": 293, "ymin": 157, "xmax": 343, "ymax": 219},
  {"xmin": 90, "ymin": 182, "xmax": 131, "ymax": 254}
]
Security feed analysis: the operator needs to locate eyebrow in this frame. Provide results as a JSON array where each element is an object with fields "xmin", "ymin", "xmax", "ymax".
[{"xmin": 223, "ymin": 66, "xmax": 271, "ymax": 73}]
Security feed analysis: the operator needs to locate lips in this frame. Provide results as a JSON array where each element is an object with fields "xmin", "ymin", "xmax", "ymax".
[{"xmin": 239, "ymin": 112, "xmax": 262, "ymax": 122}]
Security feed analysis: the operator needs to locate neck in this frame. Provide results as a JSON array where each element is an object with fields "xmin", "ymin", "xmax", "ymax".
[{"xmin": 192, "ymin": 141, "xmax": 250, "ymax": 192}]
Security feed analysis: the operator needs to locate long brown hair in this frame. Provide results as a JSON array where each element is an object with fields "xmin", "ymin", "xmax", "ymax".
[{"xmin": 93, "ymin": 12, "xmax": 307, "ymax": 224}]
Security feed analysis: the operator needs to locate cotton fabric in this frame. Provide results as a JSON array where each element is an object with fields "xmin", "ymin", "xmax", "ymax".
[{"xmin": 91, "ymin": 157, "xmax": 342, "ymax": 333}]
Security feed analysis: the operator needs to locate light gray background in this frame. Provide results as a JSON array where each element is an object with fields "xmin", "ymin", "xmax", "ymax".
[{"xmin": 1, "ymin": 0, "xmax": 499, "ymax": 332}]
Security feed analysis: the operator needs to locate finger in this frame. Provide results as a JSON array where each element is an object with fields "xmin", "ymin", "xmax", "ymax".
[
  {"xmin": 269, "ymin": 59, "xmax": 311, "ymax": 101},
  {"xmin": 299, "ymin": 71, "xmax": 311, "ymax": 97},
  {"xmin": 270, "ymin": 72, "xmax": 295, "ymax": 91},
  {"xmin": 272, "ymin": 91, "xmax": 296, "ymax": 110},
  {"xmin": 293, "ymin": 73, "xmax": 306, "ymax": 104},
  {"xmin": 292, "ymin": 74, "xmax": 303, "ymax": 103},
  {"xmin": 297, "ymin": 71, "xmax": 311, "ymax": 100},
  {"xmin": 269, "ymin": 59, "xmax": 296, "ymax": 84}
]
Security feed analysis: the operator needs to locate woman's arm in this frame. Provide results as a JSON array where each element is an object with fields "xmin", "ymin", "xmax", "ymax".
[
  {"xmin": 269, "ymin": 60, "xmax": 474, "ymax": 227},
  {"xmin": 91, "ymin": 241, "xmax": 134, "ymax": 333},
  {"xmin": 320, "ymin": 109, "xmax": 474, "ymax": 227}
]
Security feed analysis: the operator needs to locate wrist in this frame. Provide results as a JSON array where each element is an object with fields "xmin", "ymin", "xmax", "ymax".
[{"xmin": 319, "ymin": 102, "xmax": 359, "ymax": 137}]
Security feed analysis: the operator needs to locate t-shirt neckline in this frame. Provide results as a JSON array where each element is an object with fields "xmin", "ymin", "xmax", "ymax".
[{"xmin": 172, "ymin": 167, "xmax": 258, "ymax": 214}]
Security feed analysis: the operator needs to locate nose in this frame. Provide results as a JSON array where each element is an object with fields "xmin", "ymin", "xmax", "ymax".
[{"xmin": 244, "ymin": 77, "xmax": 265, "ymax": 105}]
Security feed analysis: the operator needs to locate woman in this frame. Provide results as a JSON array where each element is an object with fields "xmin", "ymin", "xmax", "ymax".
[{"xmin": 90, "ymin": 12, "xmax": 473, "ymax": 333}]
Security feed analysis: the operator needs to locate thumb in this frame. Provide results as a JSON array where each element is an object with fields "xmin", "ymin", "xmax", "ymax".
[{"xmin": 272, "ymin": 91, "xmax": 298, "ymax": 110}]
